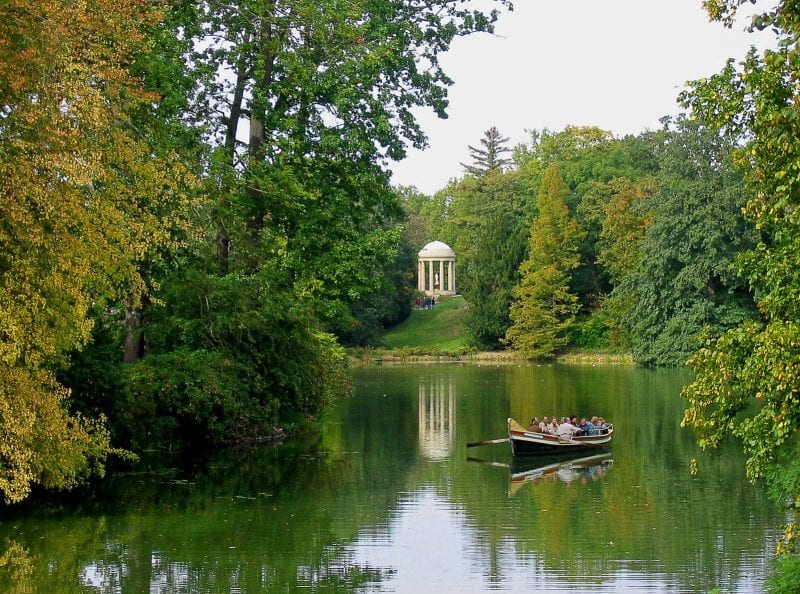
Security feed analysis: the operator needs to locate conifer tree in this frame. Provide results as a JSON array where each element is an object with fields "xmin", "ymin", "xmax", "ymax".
[
  {"xmin": 461, "ymin": 126, "xmax": 512, "ymax": 176},
  {"xmin": 505, "ymin": 165, "xmax": 584, "ymax": 358}
]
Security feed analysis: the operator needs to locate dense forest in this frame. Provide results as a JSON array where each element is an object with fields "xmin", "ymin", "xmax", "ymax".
[
  {"xmin": 2, "ymin": 1, "xmax": 800, "ymax": 584},
  {"xmin": 404, "ymin": 118, "xmax": 757, "ymax": 365}
]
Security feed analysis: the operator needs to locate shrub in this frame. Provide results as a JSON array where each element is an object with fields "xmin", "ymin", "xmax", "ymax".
[{"xmin": 123, "ymin": 350, "xmax": 278, "ymax": 448}]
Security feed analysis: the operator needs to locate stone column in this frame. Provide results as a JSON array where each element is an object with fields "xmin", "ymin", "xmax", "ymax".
[
  {"xmin": 450, "ymin": 260, "xmax": 455, "ymax": 293},
  {"xmin": 427, "ymin": 260, "xmax": 433, "ymax": 292},
  {"xmin": 418, "ymin": 259, "xmax": 424, "ymax": 292},
  {"xmin": 424, "ymin": 260, "xmax": 433, "ymax": 291}
]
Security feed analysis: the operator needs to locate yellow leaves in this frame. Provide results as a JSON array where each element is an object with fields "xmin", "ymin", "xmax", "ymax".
[
  {"xmin": 0, "ymin": 0, "xmax": 191, "ymax": 502},
  {"xmin": 0, "ymin": 365, "xmax": 115, "ymax": 503},
  {"xmin": 777, "ymin": 521, "xmax": 798, "ymax": 556}
]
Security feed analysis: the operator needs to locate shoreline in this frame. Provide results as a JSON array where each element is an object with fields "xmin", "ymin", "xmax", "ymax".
[{"xmin": 348, "ymin": 349, "xmax": 634, "ymax": 366}]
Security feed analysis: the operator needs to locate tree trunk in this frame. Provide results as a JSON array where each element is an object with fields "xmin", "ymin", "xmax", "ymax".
[
  {"xmin": 217, "ymin": 225, "xmax": 230, "ymax": 274},
  {"xmin": 123, "ymin": 302, "xmax": 145, "ymax": 364},
  {"xmin": 224, "ymin": 36, "xmax": 250, "ymax": 160}
]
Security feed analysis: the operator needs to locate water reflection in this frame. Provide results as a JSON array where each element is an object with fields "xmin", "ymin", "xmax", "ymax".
[
  {"xmin": 0, "ymin": 364, "xmax": 783, "ymax": 593},
  {"xmin": 418, "ymin": 376, "xmax": 456, "ymax": 460},
  {"xmin": 509, "ymin": 453, "xmax": 612, "ymax": 491}
]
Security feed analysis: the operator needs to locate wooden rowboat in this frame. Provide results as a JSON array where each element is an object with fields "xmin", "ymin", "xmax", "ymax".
[{"xmin": 507, "ymin": 418, "xmax": 614, "ymax": 455}]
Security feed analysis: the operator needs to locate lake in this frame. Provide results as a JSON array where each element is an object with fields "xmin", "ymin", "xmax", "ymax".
[{"xmin": 0, "ymin": 363, "xmax": 781, "ymax": 593}]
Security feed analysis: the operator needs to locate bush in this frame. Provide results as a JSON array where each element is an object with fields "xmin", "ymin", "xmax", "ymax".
[
  {"xmin": 572, "ymin": 313, "xmax": 611, "ymax": 350},
  {"xmin": 766, "ymin": 556, "xmax": 800, "ymax": 593},
  {"xmin": 123, "ymin": 350, "xmax": 278, "ymax": 448}
]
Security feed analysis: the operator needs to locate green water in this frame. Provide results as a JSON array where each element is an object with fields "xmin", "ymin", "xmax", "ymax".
[{"xmin": 0, "ymin": 364, "xmax": 781, "ymax": 593}]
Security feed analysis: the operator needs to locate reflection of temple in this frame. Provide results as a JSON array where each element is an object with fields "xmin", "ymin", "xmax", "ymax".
[{"xmin": 418, "ymin": 377, "xmax": 456, "ymax": 460}]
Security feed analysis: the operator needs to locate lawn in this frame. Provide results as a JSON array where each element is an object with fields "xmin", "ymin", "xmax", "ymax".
[{"xmin": 382, "ymin": 295, "xmax": 470, "ymax": 351}]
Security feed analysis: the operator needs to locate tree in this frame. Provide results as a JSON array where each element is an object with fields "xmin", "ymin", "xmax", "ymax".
[
  {"xmin": 441, "ymin": 171, "xmax": 527, "ymax": 349},
  {"xmin": 569, "ymin": 176, "xmax": 656, "ymax": 350},
  {"xmin": 0, "ymin": 0, "xmax": 193, "ymax": 501},
  {"xmin": 517, "ymin": 126, "xmax": 658, "ymax": 310},
  {"xmin": 461, "ymin": 126, "xmax": 512, "ymax": 176},
  {"xmin": 678, "ymin": 0, "xmax": 800, "ymax": 582},
  {"xmin": 595, "ymin": 177, "xmax": 655, "ymax": 286},
  {"xmin": 621, "ymin": 117, "xmax": 756, "ymax": 366},
  {"xmin": 505, "ymin": 165, "xmax": 584, "ymax": 358}
]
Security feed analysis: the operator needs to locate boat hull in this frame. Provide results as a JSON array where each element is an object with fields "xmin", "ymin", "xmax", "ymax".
[{"xmin": 507, "ymin": 418, "xmax": 613, "ymax": 456}]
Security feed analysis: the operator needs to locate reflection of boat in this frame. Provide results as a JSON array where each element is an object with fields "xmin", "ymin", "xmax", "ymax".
[
  {"xmin": 509, "ymin": 453, "xmax": 613, "ymax": 495},
  {"xmin": 507, "ymin": 418, "xmax": 613, "ymax": 455}
]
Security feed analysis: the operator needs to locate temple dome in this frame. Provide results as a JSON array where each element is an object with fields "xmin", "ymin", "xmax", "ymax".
[{"xmin": 418, "ymin": 240, "xmax": 455, "ymax": 259}]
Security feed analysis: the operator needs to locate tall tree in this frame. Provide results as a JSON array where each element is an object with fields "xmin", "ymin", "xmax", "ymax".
[
  {"xmin": 679, "ymin": 2, "xmax": 800, "ymax": 583},
  {"xmin": 461, "ymin": 126, "xmax": 513, "ymax": 176},
  {"xmin": 0, "ymin": 0, "xmax": 194, "ymax": 502},
  {"xmin": 620, "ymin": 117, "xmax": 756, "ymax": 366},
  {"xmin": 505, "ymin": 165, "xmax": 584, "ymax": 358},
  {"xmin": 185, "ymin": 0, "xmax": 511, "ymax": 315},
  {"xmin": 441, "ymin": 171, "xmax": 527, "ymax": 349},
  {"xmin": 87, "ymin": 0, "xmax": 512, "ymax": 451}
]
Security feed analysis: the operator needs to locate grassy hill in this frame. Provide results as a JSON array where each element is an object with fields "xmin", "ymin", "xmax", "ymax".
[
  {"xmin": 373, "ymin": 295, "xmax": 633, "ymax": 364},
  {"xmin": 381, "ymin": 295, "xmax": 470, "ymax": 352}
]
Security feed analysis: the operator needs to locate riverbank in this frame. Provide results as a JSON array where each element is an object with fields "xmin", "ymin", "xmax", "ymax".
[{"xmin": 348, "ymin": 347, "xmax": 634, "ymax": 366}]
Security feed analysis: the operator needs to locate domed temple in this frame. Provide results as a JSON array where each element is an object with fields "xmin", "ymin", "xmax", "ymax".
[{"xmin": 417, "ymin": 240, "xmax": 456, "ymax": 296}]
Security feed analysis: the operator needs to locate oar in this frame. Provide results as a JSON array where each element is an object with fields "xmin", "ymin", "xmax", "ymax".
[
  {"xmin": 466, "ymin": 437, "xmax": 509, "ymax": 448},
  {"xmin": 466, "ymin": 457, "xmax": 510, "ymax": 468}
]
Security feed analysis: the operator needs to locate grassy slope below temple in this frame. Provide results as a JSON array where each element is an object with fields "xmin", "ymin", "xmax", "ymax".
[
  {"xmin": 357, "ymin": 295, "xmax": 632, "ymax": 364},
  {"xmin": 381, "ymin": 295, "xmax": 471, "ymax": 353}
]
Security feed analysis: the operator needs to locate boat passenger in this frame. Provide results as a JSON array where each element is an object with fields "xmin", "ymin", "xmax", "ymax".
[
  {"xmin": 596, "ymin": 417, "xmax": 609, "ymax": 434},
  {"xmin": 548, "ymin": 417, "xmax": 559, "ymax": 434},
  {"xmin": 539, "ymin": 416, "xmax": 550, "ymax": 432},
  {"xmin": 556, "ymin": 418, "xmax": 579, "ymax": 440},
  {"xmin": 528, "ymin": 417, "xmax": 542, "ymax": 432},
  {"xmin": 579, "ymin": 417, "xmax": 597, "ymax": 436}
]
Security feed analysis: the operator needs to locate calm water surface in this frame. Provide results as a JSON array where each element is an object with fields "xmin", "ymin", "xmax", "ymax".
[{"xmin": 0, "ymin": 364, "xmax": 781, "ymax": 593}]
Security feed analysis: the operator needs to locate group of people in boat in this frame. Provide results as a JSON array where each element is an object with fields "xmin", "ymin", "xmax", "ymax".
[{"xmin": 527, "ymin": 415, "xmax": 609, "ymax": 439}]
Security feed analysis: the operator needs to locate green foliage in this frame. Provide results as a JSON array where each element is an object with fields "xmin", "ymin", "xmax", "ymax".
[
  {"xmin": 621, "ymin": 117, "xmax": 756, "ymax": 366},
  {"xmin": 123, "ymin": 350, "xmax": 277, "ymax": 447},
  {"xmin": 57, "ymin": 313, "xmax": 127, "ymax": 440},
  {"xmin": 679, "ymin": 5, "xmax": 800, "ymax": 581},
  {"xmin": 505, "ymin": 165, "xmax": 584, "ymax": 358},
  {"xmin": 683, "ymin": 321, "xmax": 800, "ymax": 480},
  {"xmin": 593, "ymin": 177, "xmax": 656, "ymax": 285},
  {"xmin": 149, "ymin": 269, "xmax": 349, "ymax": 415},
  {"xmin": 516, "ymin": 126, "xmax": 650, "ymax": 208},
  {"xmin": 766, "ymin": 556, "xmax": 800, "ymax": 594},
  {"xmin": 442, "ymin": 171, "xmax": 528, "ymax": 349},
  {"xmin": 517, "ymin": 126, "xmax": 660, "ymax": 308},
  {"xmin": 571, "ymin": 311, "xmax": 613, "ymax": 350}
]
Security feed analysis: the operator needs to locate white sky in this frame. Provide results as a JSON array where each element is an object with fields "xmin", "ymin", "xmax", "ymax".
[{"xmin": 389, "ymin": 0, "xmax": 776, "ymax": 194}]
